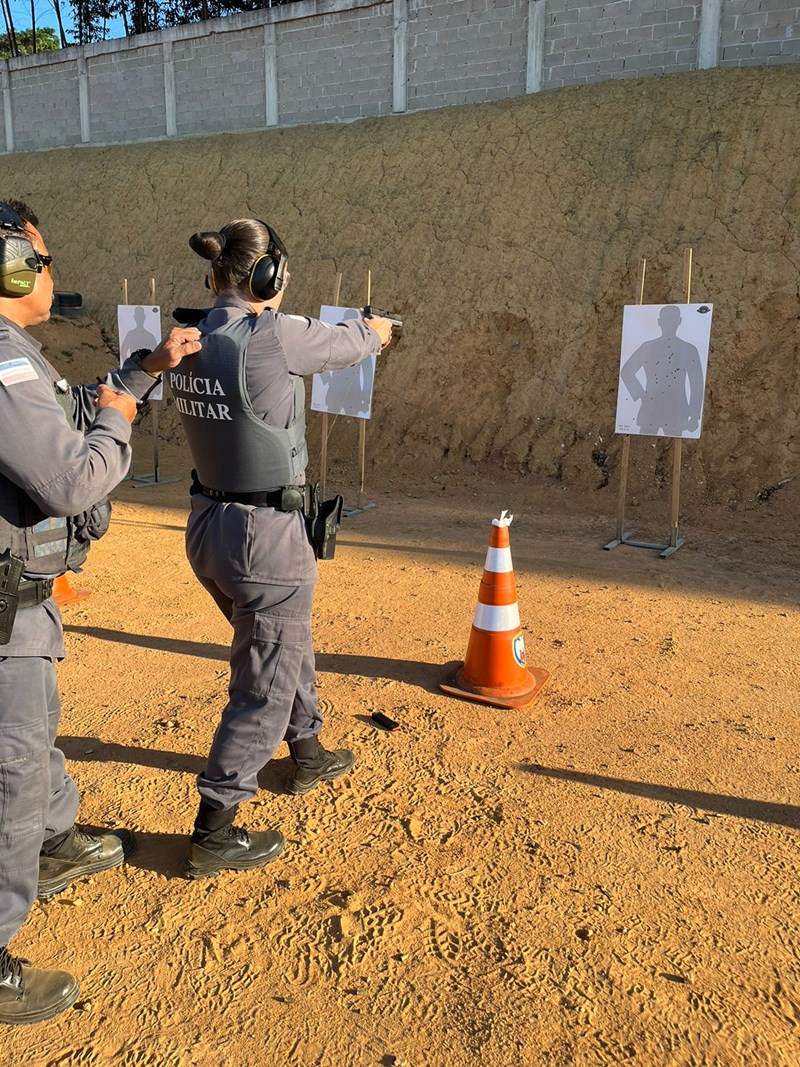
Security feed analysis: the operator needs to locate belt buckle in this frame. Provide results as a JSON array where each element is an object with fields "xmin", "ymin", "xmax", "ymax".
[{"xmin": 280, "ymin": 487, "xmax": 303, "ymax": 512}]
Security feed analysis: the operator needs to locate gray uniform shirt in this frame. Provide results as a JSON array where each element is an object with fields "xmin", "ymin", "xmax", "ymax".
[
  {"xmin": 0, "ymin": 313, "xmax": 161, "ymax": 657},
  {"xmin": 185, "ymin": 294, "xmax": 381, "ymax": 587},
  {"xmin": 240, "ymin": 295, "xmax": 381, "ymax": 435}
]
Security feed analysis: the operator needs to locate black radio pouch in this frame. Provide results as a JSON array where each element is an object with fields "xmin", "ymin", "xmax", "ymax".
[{"xmin": 0, "ymin": 550, "xmax": 24, "ymax": 646}]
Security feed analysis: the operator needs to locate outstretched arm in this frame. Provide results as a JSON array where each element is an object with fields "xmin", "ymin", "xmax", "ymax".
[
  {"xmin": 69, "ymin": 327, "xmax": 202, "ymax": 430},
  {"xmin": 275, "ymin": 313, "xmax": 382, "ymax": 375}
]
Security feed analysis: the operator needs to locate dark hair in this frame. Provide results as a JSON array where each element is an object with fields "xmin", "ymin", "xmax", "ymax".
[
  {"xmin": 189, "ymin": 219, "xmax": 272, "ymax": 295},
  {"xmin": 1, "ymin": 199, "xmax": 38, "ymax": 229}
]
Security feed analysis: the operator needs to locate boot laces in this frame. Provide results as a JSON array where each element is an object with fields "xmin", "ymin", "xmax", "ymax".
[
  {"xmin": 72, "ymin": 828, "xmax": 100, "ymax": 847},
  {"xmin": 0, "ymin": 947, "xmax": 24, "ymax": 989},
  {"xmin": 227, "ymin": 826, "xmax": 250, "ymax": 846}
]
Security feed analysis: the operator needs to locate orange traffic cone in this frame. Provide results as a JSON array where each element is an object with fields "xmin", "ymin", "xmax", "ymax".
[
  {"xmin": 52, "ymin": 574, "xmax": 91, "ymax": 607},
  {"xmin": 440, "ymin": 511, "xmax": 548, "ymax": 710}
]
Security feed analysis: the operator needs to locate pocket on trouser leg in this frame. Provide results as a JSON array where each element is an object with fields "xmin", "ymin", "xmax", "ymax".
[
  {"xmin": 0, "ymin": 729, "xmax": 48, "ymax": 844},
  {"xmin": 229, "ymin": 612, "xmax": 311, "ymax": 701}
]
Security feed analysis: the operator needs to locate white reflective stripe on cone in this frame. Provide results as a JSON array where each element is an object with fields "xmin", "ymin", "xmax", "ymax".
[
  {"xmin": 484, "ymin": 546, "xmax": 513, "ymax": 573},
  {"xmin": 473, "ymin": 601, "xmax": 521, "ymax": 632}
]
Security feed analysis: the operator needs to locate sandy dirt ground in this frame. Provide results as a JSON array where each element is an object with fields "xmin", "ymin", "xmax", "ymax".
[{"xmin": 6, "ymin": 447, "xmax": 799, "ymax": 1066}]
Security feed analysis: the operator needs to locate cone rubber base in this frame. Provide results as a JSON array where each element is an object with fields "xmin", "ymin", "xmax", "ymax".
[
  {"xmin": 440, "ymin": 663, "xmax": 549, "ymax": 710},
  {"xmin": 52, "ymin": 575, "xmax": 91, "ymax": 608}
]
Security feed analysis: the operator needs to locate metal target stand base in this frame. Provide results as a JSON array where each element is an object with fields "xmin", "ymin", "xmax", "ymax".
[
  {"xmin": 129, "ymin": 473, "xmax": 180, "ymax": 487},
  {"xmin": 343, "ymin": 502, "xmax": 376, "ymax": 518},
  {"xmin": 604, "ymin": 531, "xmax": 686, "ymax": 559},
  {"xmin": 126, "ymin": 404, "xmax": 178, "ymax": 487}
]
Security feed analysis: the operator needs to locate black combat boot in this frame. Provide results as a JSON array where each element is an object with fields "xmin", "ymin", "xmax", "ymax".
[
  {"xmin": 183, "ymin": 801, "xmax": 285, "ymax": 880},
  {"xmin": 0, "ymin": 946, "xmax": 79, "ymax": 1026},
  {"xmin": 38, "ymin": 826, "xmax": 135, "ymax": 900},
  {"xmin": 287, "ymin": 736, "xmax": 355, "ymax": 795}
]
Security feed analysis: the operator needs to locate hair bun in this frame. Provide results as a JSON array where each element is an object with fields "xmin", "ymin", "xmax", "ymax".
[{"xmin": 189, "ymin": 231, "xmax": 226, "ymax": 260}]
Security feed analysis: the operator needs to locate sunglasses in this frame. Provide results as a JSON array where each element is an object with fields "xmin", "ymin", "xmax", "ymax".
[{"xmin": 35, "ymin": 252, "xmax": 54, "ymax": 275}]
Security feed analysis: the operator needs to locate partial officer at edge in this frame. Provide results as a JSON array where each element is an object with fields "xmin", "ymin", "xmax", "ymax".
[
  {"xmin": 169, "ymin": 217, "xmax": 392, "ymax": 879},
  {"xmin": 0, "ymin": 200, "xmax": 201, "ymax": 1026}
]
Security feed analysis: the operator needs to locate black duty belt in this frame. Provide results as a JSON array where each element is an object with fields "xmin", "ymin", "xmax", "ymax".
[
  {"xmin": 18, "ymin": 577, "xmax": 54, "ymax": 608},
  {"xmin": 191, "ymin": 475, "xmax": 309, "ymax": 512}
]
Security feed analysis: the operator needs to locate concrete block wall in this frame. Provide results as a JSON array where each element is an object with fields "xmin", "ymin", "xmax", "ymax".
[
  {"xmin": 88, "ymin": 46, "xmax": 167, "ymax": 143},
  {"xmin": 174, "ymin": 30, "xmax": 269, "ymax": 137},
  {"xmin": 277, "ymin": 5, "xmax": 394, "ymax": 125},
  {"xmin": 1, "ymin": 0, "xmax": 798, "ymax": 154},
  {"xmin": 7, "ymin": 59, "xmax": 82, "ymax": 151},
  {"xmin": 544, "ymin": 1, "xmax": 702, "ymax": 87},
  {"xmin": 407, "ymin": 0, "xmax": 529, "ymax": 111},
  {"xmin": 719, "ymin": 1, "xmax": 800, "ymax": 67}
]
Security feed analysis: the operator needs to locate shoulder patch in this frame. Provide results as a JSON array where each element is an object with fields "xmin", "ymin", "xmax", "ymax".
[{"xmin": 0, "ymin": 357, "xmax": 38, "ymax": 387}]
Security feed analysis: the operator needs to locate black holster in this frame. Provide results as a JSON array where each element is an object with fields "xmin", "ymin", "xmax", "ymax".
[
  {"xmin": 0, "ymin": 550, "xmax": 24, "ymax": 646},
  {"xmin": 303, "ymin": 484, "xmax": 344, "ymax": 561}
]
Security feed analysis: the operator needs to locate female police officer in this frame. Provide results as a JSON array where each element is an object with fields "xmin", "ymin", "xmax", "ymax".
[{"xmin": 169, "ymin": 218, "xmax": 391, "ymax": 879}]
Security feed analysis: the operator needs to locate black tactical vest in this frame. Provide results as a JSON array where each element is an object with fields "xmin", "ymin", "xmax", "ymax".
[{"xmin": 168, "ymin": 307, "xmax": 308, "ymax": 493}]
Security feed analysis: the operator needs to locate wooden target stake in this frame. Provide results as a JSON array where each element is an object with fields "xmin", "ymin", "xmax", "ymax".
[
  {"xmin": 147, "ymin": 277, "xmax": 163, "ymax": 485},
  {"xmin": 663, "ymin": 248, "xmax": 693, "ymax": 557},
  {"xmin": 609, "ymin": 257, "xmax": 647, "ymax": 546},
  {"xmin": 317, "ymin": 269, "xmax": 376, "ymax": 516},
  {"xmin": 319, "ymin": 271, "xmax": 342, "ymax": 499},
  {"xmin": 357, "ymin": 269, "xmax": 371, "ymax": 509},
  {"xmin": 121, "ymin": 278, "xmax": 135, "ymax": 479}
]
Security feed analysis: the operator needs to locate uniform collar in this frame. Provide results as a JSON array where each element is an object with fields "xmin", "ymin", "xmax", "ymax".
[
  {"xmin": 0, "ymin": 313, "xmax": 43, "ymax": 354},
  {"xmin": 212, "ymin": 293, "xmax": 262, "ymax": 316}
]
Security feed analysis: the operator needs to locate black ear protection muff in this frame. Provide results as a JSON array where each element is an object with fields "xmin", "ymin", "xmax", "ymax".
[
  {"xmin": 0, "ymin": 202, "xmax": 40, "ymax": 298},
  {"xmin": 247, "ymin": 220, "xmax": 288, "ymax": 302},
  {"xmin": 203, "ymin": 219, "xmax": 288, "ymax": 300}
]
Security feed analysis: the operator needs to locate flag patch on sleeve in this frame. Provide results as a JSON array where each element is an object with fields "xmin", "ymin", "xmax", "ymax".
[{"xmin": 0, "ymin": 357, "xmax": 38, "ymax": 387}]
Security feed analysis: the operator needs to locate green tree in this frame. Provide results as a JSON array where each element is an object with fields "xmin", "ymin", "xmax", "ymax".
[{"xmin": 0, "ymin": 26, "xmax": 60, "ymax": 58}]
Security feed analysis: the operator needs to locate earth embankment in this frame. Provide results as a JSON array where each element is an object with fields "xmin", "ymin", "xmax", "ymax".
[{"xmin": 11, "ymin": 65, "xmax": 800, "ymax": 518}]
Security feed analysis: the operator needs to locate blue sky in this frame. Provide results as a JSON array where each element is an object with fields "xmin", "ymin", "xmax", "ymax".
[{"xmin": 6, "ymin": 0, "xmax": 126, "ymax": 43}]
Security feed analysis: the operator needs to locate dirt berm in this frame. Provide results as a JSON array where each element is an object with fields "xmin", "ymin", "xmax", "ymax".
[{"xmin": 8, "ymin": 65, "xmax": 800, "ymax": 520}]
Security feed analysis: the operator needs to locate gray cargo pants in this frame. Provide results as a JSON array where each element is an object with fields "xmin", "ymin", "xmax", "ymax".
[
  {"xmin": 190, "ymin": 575, "xmax": 322, "ymax": 810},
  {"xmin": 0, "ymin": 656, "xmax": 79, "ymax": 945},
  {"xmin": 186, "ymin": 497, "xmax": 323, "ymax": 811}
]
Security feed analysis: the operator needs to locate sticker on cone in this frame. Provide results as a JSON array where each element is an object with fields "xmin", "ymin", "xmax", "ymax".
[
  {"xmin": 512, "ymin": 632, "xmax": 526, "ymax": 667},
  {"xmin": 440, "ymin": 510, "xmax": 548, "ymax": 710}
]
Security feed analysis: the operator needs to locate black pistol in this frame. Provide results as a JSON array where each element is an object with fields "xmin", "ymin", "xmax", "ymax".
[{"xmin": 364, "ymin": 305, "xmax": 403, "ymax": 338}]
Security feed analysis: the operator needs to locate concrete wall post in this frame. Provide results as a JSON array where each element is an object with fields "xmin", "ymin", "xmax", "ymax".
[
  {"xmin": 2, "ymin": 69, "xmax": 13, "ymax": 153},
  {"xmin": 698, "ymin": 0, "xmax": 723, "ymax": 70},
  {"xmin": 526, "ymin": 0, "xmax": 546, "ymax": 94},
  {"xmin": 163, "ymin": 40, "xmax": 177, "ymax": 137},
  {"xmin": 265, "ymin": 21, "xmax": 279, "ymax": 127},
  {"xmin": 78, "ymin": 56, "xmax": 91, "ymax": 143},
  {"xmin": 393, "ymin": 0, "xmax": 408, "ymax": 113}
]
